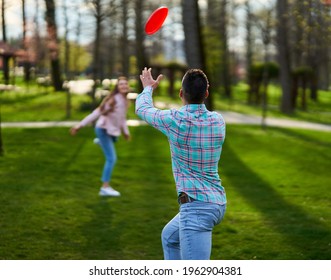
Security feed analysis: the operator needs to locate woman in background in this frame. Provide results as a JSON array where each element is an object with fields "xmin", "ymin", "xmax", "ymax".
[{"xmin": 70, "ymin": 77, "xmax": 130, "ymax": 196}]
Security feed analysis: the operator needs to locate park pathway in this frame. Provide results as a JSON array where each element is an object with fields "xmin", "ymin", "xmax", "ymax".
[{"xmin": 2, "ymin": 111, "xmax": 331, "ymax": 132}]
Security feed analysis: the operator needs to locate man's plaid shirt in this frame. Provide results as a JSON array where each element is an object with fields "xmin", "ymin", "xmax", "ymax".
[{"xmin": 136, "ymin": 86, "xmax": 226, "ymax": 205}]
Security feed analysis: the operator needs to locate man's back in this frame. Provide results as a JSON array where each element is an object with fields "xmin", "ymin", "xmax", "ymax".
[
  {"xmin": 167, "ymin": 104, "xmax": 226, "ymax": 204},
  {"xmin": 136, "ymin": 87, "xmax": 226, "ymax": 205},
  {"xmin": 168, "ymin": 104, "xmax": 225, "ymax": 171}
]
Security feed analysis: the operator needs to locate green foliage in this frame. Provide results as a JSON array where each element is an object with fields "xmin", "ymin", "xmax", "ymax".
[
  {"xmin": 59, "ymin": 39, "xmax": 92, "ymax": 75},
  {"xmin": 0, "ymin": 125, "xmax": 330, "ymax": 259},
  {"xmin": 292, "ymin": 66, "xmax": 314, "ymax": 78},
  {"xmin": 129, "ymin": 56, "xmax": 138, "ymax": 77},
  {"xmin": 165, "ymin": 61, "xmax": 187, "ymax": 71},
  {"xmin": 203, "ymin": 27, "xmax": 223, "ymax": 86},
  {"xmin": 249, "ymin": 62, "xmax": 279, "ymax": 80},
  {"xmin": 247, "ymin": 62, "xmax": 279, "ymax": 105}
]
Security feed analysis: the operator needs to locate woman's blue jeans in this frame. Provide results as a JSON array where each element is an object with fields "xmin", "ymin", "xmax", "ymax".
[
  {"xmin": 161, "ymin": 200, "xmax": 226, "ymax": 260},
  {"xmin": 95, "ymin": 127, "xmax": 117, "ymax": 183}
]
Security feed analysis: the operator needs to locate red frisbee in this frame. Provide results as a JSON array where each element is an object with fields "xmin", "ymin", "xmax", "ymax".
[{"xmin": 145, "ymin": 6, "xmax": 168, "ymax": 35}]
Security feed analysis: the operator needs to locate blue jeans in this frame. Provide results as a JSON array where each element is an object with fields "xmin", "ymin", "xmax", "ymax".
[
  {"xmin": 161, "ymin": 200, "xmax": 226, "ymax": 260},
  {"xmin": 95, "ymin": 127, "xmax": 117, "ymax": 183}
]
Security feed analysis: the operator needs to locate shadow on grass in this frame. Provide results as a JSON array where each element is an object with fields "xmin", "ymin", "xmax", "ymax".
[
  {"xmin": 222, "ymin": 144, "xmax": 331, "ymax": 259},
  {"xmin": 79, "ymin": 126, "xmax": 174, "ymax": 260},
  {"xmin": 62, "ymin": 137, "xmax": 89, "ymax": 171},
  {"xmin": 272, "ymin": 127, "xmax": 331, "ymax": 151},
  {"xmin": 80, "ymin": 199, "xmax": 124, "ymax": 259}
]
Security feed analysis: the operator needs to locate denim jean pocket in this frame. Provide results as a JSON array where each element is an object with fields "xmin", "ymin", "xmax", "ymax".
[
  {"xmin": 197, "ymin": 207, "xmax": 224, "ymax": 229},
  {"xmin": 181, "ymin": 202, "xmax": 223, "ymax": 231}
]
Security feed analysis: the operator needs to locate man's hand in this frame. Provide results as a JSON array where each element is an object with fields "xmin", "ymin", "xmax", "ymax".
[{"xmin": 140, "ymin": 67, "xmax": 163, "ymax": 90}]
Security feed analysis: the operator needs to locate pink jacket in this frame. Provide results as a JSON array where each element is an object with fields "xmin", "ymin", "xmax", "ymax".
[{"xmin": 79, "ymin": 93, "xmax": 129, "ymax": 137}]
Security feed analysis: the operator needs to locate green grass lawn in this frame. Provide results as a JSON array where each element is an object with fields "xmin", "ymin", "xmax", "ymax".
[
  {"xmin": 1, "ymin": 124, "xmax": 330, "ymax": 260},
  {"xmin": 1, "ymin": 81, "xmax": 331, "ymax": 124},
  {"xmin": 0, "ymin": 87, "xmax": 93, "ymax": 122},
  {"xmin": 213, "ymin": 83, "xmax": 331, "ymax": 125}
]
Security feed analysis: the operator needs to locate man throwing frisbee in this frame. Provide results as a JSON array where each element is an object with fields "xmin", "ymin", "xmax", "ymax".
[{"xmin": 135, "ymin": 67, "xmax": 227, "ymax": 260}]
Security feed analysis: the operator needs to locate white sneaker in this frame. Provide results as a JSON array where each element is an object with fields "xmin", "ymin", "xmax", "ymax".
[
  {"xmin": 99, "ymin": 187, "xmax": 121, "ymax": 197},
  {"xmin": 93, "ymin": 138, "xmax": 100, "ymax": 145}
]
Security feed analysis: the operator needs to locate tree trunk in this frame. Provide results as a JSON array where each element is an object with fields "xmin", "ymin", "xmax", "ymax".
[
  {"xmin": 291, "ymin": 76, "xmax": 298, "ymax": 109},
  {"xmin": 45, "ymin": 0, "xmax": 63, "ymax": 91},
  {"xmin": 74, "ymin": 9, "xmax": 81, "ymax": 76},
  {"xmin": 0, "ymin": 0, "xmax": 9, "ymax": 154},
  {"xmin": 62, "ymin": 0, "xmax": 70, "ymax": 80},
  {"xmin": 33, "ymin": 0, "xmax": 43, "ymax": 76},
  {"xmin": 245, "ymin": 0, "xmax": 253, "ymax": 75},
  {"xmin": 261, "ymin": 10, "xmax": 272, "ymax": 129},
  {"xmin": 91, "ymin": 0, "xmax": 103, "ymax": 103},
  {"xmin": 277, "ymin": 0, "xmax": 293, "ymax": 114},
  {"xmin": 206, "ymin": 0, "xmax": 221, "ymax": 90},
  {"xmin": 182, "ymin": 0, "xmax": 205, "ymax": 69},
  {"xmin": 301, "ymin": 80, "xmax": 307, "ymax": 110},
  {"xmin": 168, "ymin": 69, "xmax": 175, "ymax": 98},
  {"xmin": 182, "ymin": 0, "xmax": 213, "ymax": 110},
  {"xmin": 22, "ymin": 0, "xmax": 30, "ymax": 82},
  {"xmin": 0, "ymin": 141, "xmax": 3, "ymax": 157},
  {"xmin": 1, "ymin": 0, "xmax": 10, "ymax": 85},
  {"xmin": 293, "ymin": 0, "xmax": 304, "ymax": 68},
  {"xmin": 245, "ymin": 0, "xmax": 254, "ymax": 104},
  {"xmin": 121, "ymin": 0, "xmax": 129, "ymax": 77},
  {"xmin": 2, "ymin": 57, "xmax": 10, "ymax": 85},
  {"xmin": 62, "ymin": 0, "xmax": 71, "ymax": 118},
  {"xmin": 0, "ymin": 97, "xmax": 3, "ymax": 156},
  {"xmin": 307, "ymin": 0, "xmax": 317, "ymax": 101},
  {"xmin": 1, "ymin": 0, "xmax": 6, "ymax": 42},
  {"xmin": 220, "ymin": 0, "xmax": 232, "ymax": 99},
  {"xmin": 207, "ymin": 0, "xmax": 219, "ymax": 29}
]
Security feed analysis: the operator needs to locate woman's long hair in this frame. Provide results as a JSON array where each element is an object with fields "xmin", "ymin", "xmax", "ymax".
[{"xmin": 99, "ymin": 76, "xmax": 128, "ymax": 113}]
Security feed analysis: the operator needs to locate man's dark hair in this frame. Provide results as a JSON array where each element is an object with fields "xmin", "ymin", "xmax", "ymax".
[{"xmin": 181, "ymin": 69, "xmax": 209, "ymax": 104}]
